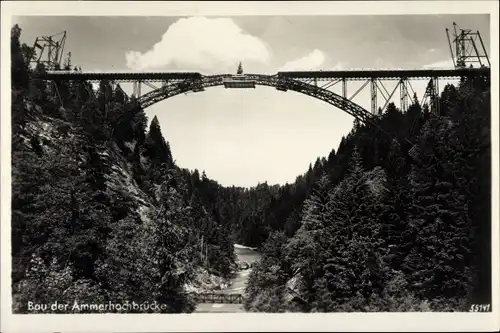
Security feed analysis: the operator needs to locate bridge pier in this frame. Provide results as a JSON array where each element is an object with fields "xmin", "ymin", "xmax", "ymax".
[
  {"xmin": 48, "ymin": 80, "xmax": 63, "ymax": 107},
  {"xmin": 399, "ymin": 78, "xmax": 409, "ymax": 112},
  {"xmin": 433, "ymin": 76, "xmax": 440, "ymax": 116},
  {"xmin": 133, "ymin": 81, "xmax": 142, "ymax": 98},
  {"xmin": 421, "ymin": 77, "xmax": 441, "ymax": 116},
  {"xmin": 370, "ymin": 78, "xmax": 377, "ymax": 114}
]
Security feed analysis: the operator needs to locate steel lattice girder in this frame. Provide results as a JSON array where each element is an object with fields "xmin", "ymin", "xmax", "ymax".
[
  {"xmin": 39, "ymin": 71, "xmax": 202, "ymax": 82},
  {"xmin": 277, "ymin": 68, "xmax": 490, "ymax": 81},
  {"xmin": 138, "ymin": 74, "xmax": 377, "ymax": 124}
]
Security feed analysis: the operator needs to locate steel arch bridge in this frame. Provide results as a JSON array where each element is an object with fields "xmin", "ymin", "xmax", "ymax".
[
  {"xmin": 38, "ymin": 67, "xmax": 490, "ymax": 127},
  {"xmin": 140, "ymin": 73, "xmax": 375, "ymax": 124},
  {"xmin": 134, "ymin": 68, "xmax": 490, "ymax": 122}
]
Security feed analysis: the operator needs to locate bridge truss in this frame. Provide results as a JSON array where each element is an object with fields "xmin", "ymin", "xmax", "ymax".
[
  {"xmin": 38, "ymin": 67, "xmax": 489, "ymax": 121},
  {"xmin": 276, "ymin": 68, "xmax": 488, "ymax": 115}
]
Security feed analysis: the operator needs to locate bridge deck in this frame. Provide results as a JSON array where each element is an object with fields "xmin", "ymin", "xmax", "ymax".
[
  {"xmin": 278, "ymin": 68, "xmax": 490, "ymax": 80},
  {"xmin": 39, "ymin": 71, "xmax": 203, "ymax": 82},
  {"xmin": 34, "ymin": 68, "xmax": 489, "ymax": 82}
]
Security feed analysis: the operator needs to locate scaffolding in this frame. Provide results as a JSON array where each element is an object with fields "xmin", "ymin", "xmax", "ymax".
[
  {"xmin": 30, "ymin": 31, "xmax": 67, "ymax": 71},
  {"xmin": 446, "ymin": 22, "xmax": 490, "ymax": 69}
]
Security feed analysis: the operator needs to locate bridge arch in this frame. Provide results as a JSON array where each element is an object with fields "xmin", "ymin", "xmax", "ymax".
[{"xmin": 136, "ymin": 74, "xmax": 376, "ymax": 124}]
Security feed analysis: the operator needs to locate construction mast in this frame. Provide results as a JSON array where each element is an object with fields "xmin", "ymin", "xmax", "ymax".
[
  {"xmin": 446, "ymin": 22, "xmax": 490, "ymax": 69},
  {"xmin": 30, "ymin": 31, "xmax": 68, "ymax": 70}
]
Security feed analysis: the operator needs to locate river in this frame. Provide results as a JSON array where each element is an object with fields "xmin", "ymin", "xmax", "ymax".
[{"xmin": 194, "ymin": 244, "xmax": 261, "ymax": 313}]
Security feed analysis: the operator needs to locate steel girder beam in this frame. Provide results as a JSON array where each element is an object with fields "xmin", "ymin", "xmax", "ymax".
[
  {"xmin": 277, "ymin": 67, "xmax": 490, "ymax": 80},
  {"xmin": 137, "ymin": 74, "xmax": 377, "ymax": 124}
]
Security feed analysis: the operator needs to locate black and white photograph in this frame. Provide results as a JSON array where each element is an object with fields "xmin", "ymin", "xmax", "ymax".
[{"xmin": 1, "ymin": 1, "xmax": 499, "ymax": 332}]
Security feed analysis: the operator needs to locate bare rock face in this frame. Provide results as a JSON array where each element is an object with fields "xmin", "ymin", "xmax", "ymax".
[
  {"xmin": 284, "ymin": 272, "xmax": 307, "ymax": 306},
  {"xmin": 238, "ymin": 261, "xmax": 250, "ymax": 270}
]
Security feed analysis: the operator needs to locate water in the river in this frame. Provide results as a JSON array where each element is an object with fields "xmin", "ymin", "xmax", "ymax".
[
  {"xmin": 194, "ymin": 244, "xmax": 261, "ymax": 313},
  {"xmin": 221, "ymin": 244, "xmax": 261, "ymax": 294}
]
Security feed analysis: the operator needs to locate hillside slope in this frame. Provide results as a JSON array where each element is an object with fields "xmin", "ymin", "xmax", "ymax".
[{"xmin": 11, "ymin": 24, "xmax": 236, "ymax": 313}]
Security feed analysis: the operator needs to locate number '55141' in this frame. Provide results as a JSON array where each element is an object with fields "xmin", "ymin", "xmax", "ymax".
[{"xmin": 469, "ymin": 304, "xmax": 491, "ymax": 312}]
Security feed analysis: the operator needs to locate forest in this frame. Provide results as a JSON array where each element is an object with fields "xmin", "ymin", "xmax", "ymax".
[
  {"xmin": 11, "ymin": 24, "xmax": 235, "ymax": 313},
  {"xmin": 11, "ymin": 23, "xmax": 491, "ymax": 313}
]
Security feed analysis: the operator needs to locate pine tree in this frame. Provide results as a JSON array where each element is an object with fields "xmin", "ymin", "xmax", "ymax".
[
  {"xmin": 154, "ymin": 181, "xmax": 197, "ymax": 312},
  {"xmin": 285, "ymin": 172, "xmax": 331, "ymax": 307},
  {"xmin": 11, "ymin": 24, "xmax": 30, "ymax": 91},
  {"xmin": 300, "ymin": 150, "xmax": 391, "ymax": 311},
  {"xmin": 402, "ymin": 117, "xmax": 474, "ymax": 302},
  {"xmin": 145, "ymin": 116, "xmax": 173, "ymax": 168}
]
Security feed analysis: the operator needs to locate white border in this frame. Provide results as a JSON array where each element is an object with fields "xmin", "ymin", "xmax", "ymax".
[{"xmin": 1, "ymin": 1, "xmax": 499, "ymax": 332}]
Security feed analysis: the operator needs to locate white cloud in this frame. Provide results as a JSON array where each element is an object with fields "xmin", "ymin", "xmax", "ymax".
[
  {"xmin": 421, "ymin": 59, "xmax": 455, "ymax": 69},
  {"xmin": 279, "ymin": 49, "xmax": 326, "ymax": 71},
  {"xmin": 330, "ymin": 62, "xmax": 344, "ymax": 70},
  {"xmin": 125, "ymin": 17, "xmax": 271, "ymax": 72}
]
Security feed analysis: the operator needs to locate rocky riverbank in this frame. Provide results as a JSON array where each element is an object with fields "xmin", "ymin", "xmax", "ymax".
[{"xmin": 184, "ymin": 267, "xmax": 233, "ymax": 293}]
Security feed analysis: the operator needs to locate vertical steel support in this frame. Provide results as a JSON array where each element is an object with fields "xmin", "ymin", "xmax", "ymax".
[
  {"xmin": 370, "ymin": 78, "xmax": 377, "ymax": 114},
  {"xmin": 133, "ymin": 81, "xmax": 142, "ymax": 98},
  {"xmin": 47, "ymin": 37, "xmax": 52, "ymax": 67},
  {"xmin": 400, "ymin": 78, "xmax": 408, "ymax": 112},
  {"xmin": 47, "ymin": 79, "xmax": 54, "ymax": 96},
  {"xmin": 477, "ymin": 30, "xmax": 491, "ymax": 67},
  {"xmin": 314, "ymin": 77, "xmax": 317, "ymax": 87},
  {"xmin": 47, "ymin": 81, "xmax": 63, "ymax": 107},
  {"xmin": 446, "ymin": 28, "xmax": 457, "ymax": 69},
  {"xmin": 422, "ymin": 78, "xmax": 433, "ymax": 107},
  {"xmin": 341, "ymin": 78, "xmax": 347, "ymax": 109},
  {"xmin": 434, "ymin": 76, "xmax": 440, "ymax": 116}
]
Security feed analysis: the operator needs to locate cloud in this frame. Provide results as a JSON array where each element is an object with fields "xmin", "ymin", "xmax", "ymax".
[
  {"xmin": 421, "ymin": 59, "xmax": 455, "ymax": 69},
  {"xmin": 279, "ymin": 49, "xmax": 326, "ymax": 71},
  {"xmin": 125, "ymin": 17, "xmax": 271, "ymax": 72},
  {"xmin": 330, "ymin": 62, "xmax": 344, "ymax": 70}
]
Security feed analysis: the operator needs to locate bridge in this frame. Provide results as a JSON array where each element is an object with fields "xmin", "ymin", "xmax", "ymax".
[
  {"xmin": 35, "ymin": 67, "xmax": 490, "ymax": 126},
  {"xmin": 29, "ymin": 22, "xmax": 490, "ymax": 124},
  {"xmin": 190, "ymin": 292, "xmax": 244, "ymax": 304}
]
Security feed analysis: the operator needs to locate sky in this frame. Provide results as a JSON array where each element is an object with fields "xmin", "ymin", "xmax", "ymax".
[{"xmin": 12, "ymin": 14, "xmax": 490, "ymax": 187}]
